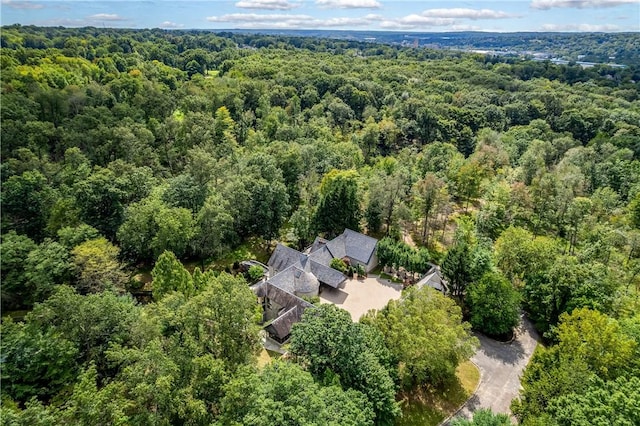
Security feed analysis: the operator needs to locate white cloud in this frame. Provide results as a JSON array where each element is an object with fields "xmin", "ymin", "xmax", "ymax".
[
  {"xmin": 396, "ymin": 14, "xmax": 456, "ymax": 26},
  {"xmin": 205, "ymin": 12, "xmax": 380, "ymax": 28},
  {"xmin": 378, "ymin": 20, "xmax": 415, "ymax": 30},
  {"xmin": 204, "ymin": 8, "xmax": 519, "ymax": 31},
  {"xmin": 316, "ymin": 0, "xmax": 381, "ymax": 9},
  {"xmin": 159, "ymin": 21, "xmax": 184, "ymax": 28},
  {"xmin": 541, "ymin": 23, "xmax": 622, "ymax": 30},
  {"xmin": 531, "ymin": 0, "xmax": 639, "ymax": 9},
  {"xmin": 236, "ymin": 0, "xmax": 300, "ymax": 10},
  {"xmin": 88, "ymin": 13, "xmax": 128, "ymax": 21},
  {"xmin": 421, "ymin": 8, "xmax": 516, "ymax": 20},
  {"xmin": 320, "ymin": 16, "xmax": 378, "ymax": 26},
  {"xmin": 206, "ymin": 13, "xmax": 312, "ymax": 22},
  {"xmin": 1, "ymin": 0, "xmax": 44, "ymax": 10}
]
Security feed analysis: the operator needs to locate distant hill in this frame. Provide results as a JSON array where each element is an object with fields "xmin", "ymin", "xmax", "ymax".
[{"xmin": 219, "ymin": 29, "xmax": 640, "ymax": 66}]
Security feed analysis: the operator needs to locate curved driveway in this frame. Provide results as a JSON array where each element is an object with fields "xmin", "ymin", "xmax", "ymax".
[{"xmin": 447, "ymin": 315, "xmax": 540, "ymax": 423}]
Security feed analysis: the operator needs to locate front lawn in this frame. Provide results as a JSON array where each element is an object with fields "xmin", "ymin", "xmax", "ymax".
[{"xmin": 396, "ymin": 361, "xmax": 480, "ymax": 426}]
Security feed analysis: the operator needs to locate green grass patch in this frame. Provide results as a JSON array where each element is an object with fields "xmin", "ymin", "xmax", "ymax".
[
  {"xmin": 379, "ymin": 272, "xmax": 404, "ymax": 284},
  {"xmin": 370, "ymin": 264, "xmax": 384, "ymax": 275},
  {"xmin": 396, "ymin": 400, "xmax": 444, "ymax": 426},
  {"xmin": 256, "ymin": 348, "xmax": 282, "ymax": 368},
  {"xmin": 208, "ymin": 238, "xmax": 271, "ymax": 272},
  {"xmin": 456, "ymin": 360, "xmax": 481, "ymax": 394},
  {"xmin": 396, "ymin": 361, "xmax": 480, "ymax": 426}
]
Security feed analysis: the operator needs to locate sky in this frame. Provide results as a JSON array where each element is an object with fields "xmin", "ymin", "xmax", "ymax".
[{"xmin": 2, "ymin": 0, "xmax": 639, "ymax": 32}]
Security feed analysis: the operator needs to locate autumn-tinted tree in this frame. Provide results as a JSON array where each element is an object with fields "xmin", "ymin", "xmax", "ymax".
[{"xmin": 71, "ymin": 237, "xmax": 128, "ymax": 294}]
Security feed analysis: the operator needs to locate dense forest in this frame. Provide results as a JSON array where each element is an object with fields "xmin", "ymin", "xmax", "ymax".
[{"xmin": 1, "ymin": 26, "xmax": 640, "ymax": 425}]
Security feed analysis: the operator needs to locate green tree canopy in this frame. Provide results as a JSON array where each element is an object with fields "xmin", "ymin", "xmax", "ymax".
[
  {"xmin": 1, "ymin": 231, "xmax": 37, "ymax": 310},
  {"xmin": 467, "ymin": 271, "xmax": 521, "ymax": 336},
  {"xmin": 314, "ymin": 169, "xmax": 362, "ymax": 237},
  {"xmin": 362, "ymin": 286, "xmax": 478, "ymax": 388},
  {"xmin": 451, "ymin": 409, "xmax": 514, "ymax": 426},
  {"xmin": 117, "ymin": 193, "xmax": 195, "ymax": 262},
  {"xmin": 151, "ymin": 250, "xmax": 194, "ymax": 300},
  {"xmin": 219, "ymin": 361, "xmax": 375, "ymax": 426},
  {"xmin": 513, "ymin": 308, "xmax": 637, "ymax": 423},
  {"xmin": 289, "ymin": 304, "xmax": 399, "ymax": 425}
]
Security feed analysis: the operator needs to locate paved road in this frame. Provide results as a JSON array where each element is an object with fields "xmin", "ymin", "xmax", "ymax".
[{"xmin": 447, "ymin": 315, "xmax": 540, "ymax": 423}]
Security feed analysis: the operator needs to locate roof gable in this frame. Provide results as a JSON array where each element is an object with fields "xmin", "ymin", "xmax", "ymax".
[
  {"xmin": 310, "ymin": 260, "xmax": 346, "ymax": 288},
  {"xmin": 268, "ymin": 243, "xmax": 304, "ymax": 273},
  {"xmin": 257, "ymin": 282, "xmax": 313, "ymax": 340},
  {"xmin": 327, "ymin": 229, "xmax": 378, "ymax": 264}
]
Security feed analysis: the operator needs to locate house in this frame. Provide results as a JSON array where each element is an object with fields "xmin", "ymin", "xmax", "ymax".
[
  {"xmin": 256, "ymin": 229, "xmax": 378, "ymax": 343},
  {"xmin": 415, "ymin": 264, "xmax": 448, "ymax": 293},
  {"xmin": 254, "ymin": 281, "xmax": 312, "ymax": 343},
  {"xmin": 324, "ymin": 229, "xmax": 379, "ymax": 273}
]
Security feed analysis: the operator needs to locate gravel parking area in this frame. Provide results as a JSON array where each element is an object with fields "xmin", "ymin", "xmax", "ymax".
[{"xmin": 319, "ymin": 275, "xmax": 403, "ymax": 321}]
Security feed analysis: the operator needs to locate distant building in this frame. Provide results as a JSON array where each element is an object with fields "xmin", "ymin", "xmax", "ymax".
[{"xmin": 255, "ymin": 229, "xmax": 378, "ymax": 342}]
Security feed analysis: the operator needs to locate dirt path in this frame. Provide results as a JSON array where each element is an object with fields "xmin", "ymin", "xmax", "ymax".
[
  {"xmin": 402, "ymin": 230, "xmax": 417, "ymax": 248},
  {"xmin": 445, "ymin": 315, "xmax": 540, "ymax": 423}
]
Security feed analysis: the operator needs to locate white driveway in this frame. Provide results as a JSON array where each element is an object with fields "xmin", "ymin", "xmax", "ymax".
[{"xmin": 319, "ymin": 275, "xmax": 403, "ymax": 321}]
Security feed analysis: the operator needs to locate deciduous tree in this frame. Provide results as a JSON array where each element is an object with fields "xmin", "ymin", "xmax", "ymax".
[
  {"xmin": 467, "ymin": 271, "xmax": 521, "ymax": 336},
  {"xmin": 289, "ymin": 304, "xmax": 399, "ymax": 425},
  {"xmin": 363, "ymin": 286, "xmax": 477, "ymax": 388}
]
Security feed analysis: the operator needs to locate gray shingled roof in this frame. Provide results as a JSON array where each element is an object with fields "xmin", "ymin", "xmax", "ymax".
[
  {"xmin": 292, "ymin": 266, "xmax": 320, "ymax": 294},
  {"xmin": 326, "ymin": 229, "xmax": 378, "ymax": 264},
  {"xmin": 268, "ymin": 244, "xmax": 305, "ymax": 273},
  {"xmin": 325, "ymin": 235, "xmax": 346, "ymax": 259},
  {"xmin": 267, "ymin": 267, "xmax": 296, "ymax": 294},
  {"xmin": 416, "ymin": 265, "xmax": 447, "ymax": 293},
  {"xmin": 308, "ymin": 245, "xmax": 334, "ymax": 266},
  {"xmin": 256, "ymin": 282, "xmax": 313, "ymax": 311},
  {"xmin": 309, "ymin": 261, "xmax": 346, "ymax": 288},
  {"xmin": 265, "ymin": 305, "xmax": 305, "ymax": 340},
  {"xmin": 259, "ymin": 230, "xmax": 377, "ymax": 340},
  {"xmin": 256, "ymin": 282, "xmax": 313, "ymax": 341},
  {"xmin": 307, "ymin": 236, "xmax": 328, "ymax": 254}
]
